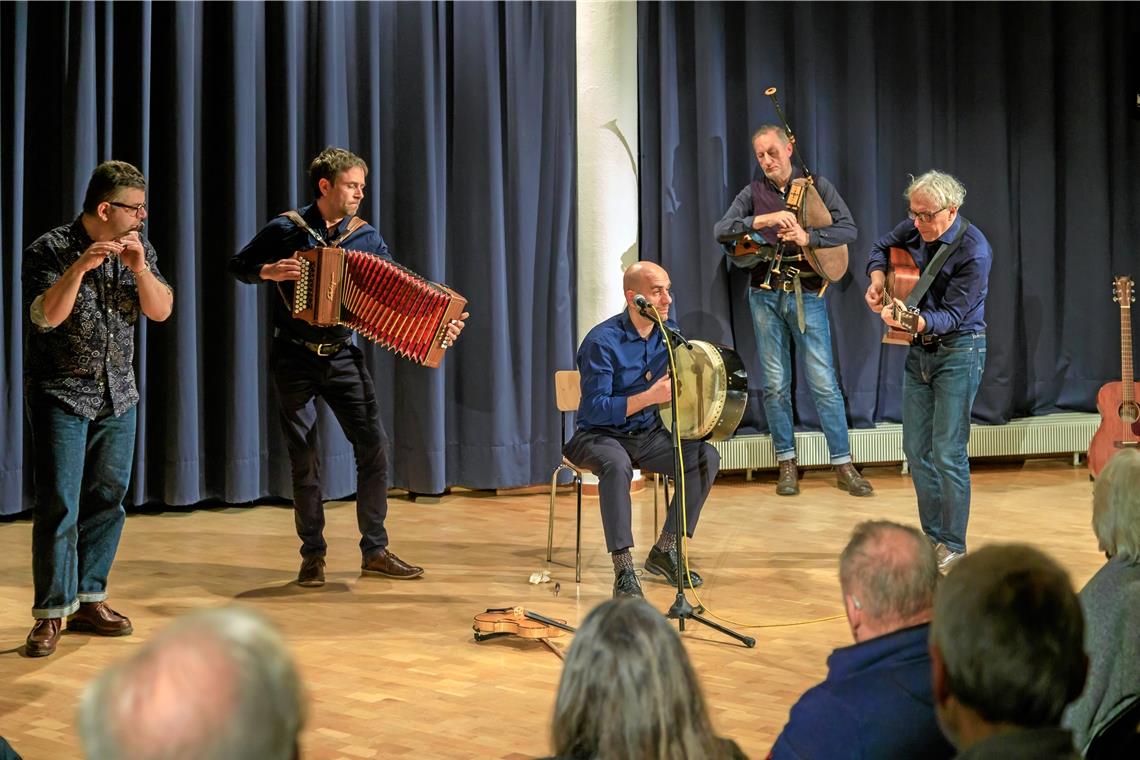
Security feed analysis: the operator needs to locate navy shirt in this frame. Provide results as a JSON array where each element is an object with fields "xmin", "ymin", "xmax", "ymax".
[
  {"xmin": 771, "ymin": 623, "xmax": 954, "ymax": 760},
  {"xmin": 575, "ymin": 310, "xmax": 677, "ymax": 434},
  {"xmin": 866, "ymin": 215, "xmax": 991, "ymax": 337},
  {"xmin": 229, "ymin": 203, "xmax": 392, "ymax": 344}
]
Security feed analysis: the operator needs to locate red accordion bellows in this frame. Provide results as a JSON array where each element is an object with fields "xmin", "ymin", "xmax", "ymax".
[{"xmin": 291, "ymin": 247, "xmax": 467, "ymax": 368}]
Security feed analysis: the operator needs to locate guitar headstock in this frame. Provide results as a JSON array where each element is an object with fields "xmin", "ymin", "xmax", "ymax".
[{"xmin": 1114, "ymin": 275, "xmax": 1135, "ymax": 308}]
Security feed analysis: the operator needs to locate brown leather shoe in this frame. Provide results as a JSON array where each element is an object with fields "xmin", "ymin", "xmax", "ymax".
[
  {"xmin": 361, "ymin": 549, "xmax": 423, "ymax": 579},
  {"xmin": 298, "ymin": 555, "xmax": 326, "ymax": 587},
  {"xmin": 26, "ymin": 618, "xmax": 62, "ymax": 657},
  {"xmin": 776, "ymin": 459, "xmax": 800, "ymax": 496},
  {"xmin": 67, "ymin": 602, "xmax": 133, "ymax": 636},
  {"xmin": 835, "ymin": 463, "xmax": 873, "ymax": 497}
]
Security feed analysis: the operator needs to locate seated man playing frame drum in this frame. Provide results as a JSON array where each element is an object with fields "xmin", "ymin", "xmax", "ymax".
[{"xmin": 563, "ymin": 262, "xmax": 721, "ymax": 599}]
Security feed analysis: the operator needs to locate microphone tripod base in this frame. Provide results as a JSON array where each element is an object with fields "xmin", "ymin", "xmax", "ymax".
[{"xmin": 665, "ymin": 591, "xmax": 756, "ymax": 648}]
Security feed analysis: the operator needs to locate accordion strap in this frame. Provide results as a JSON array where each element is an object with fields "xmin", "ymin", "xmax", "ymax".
[
  {"xmin": 279, "ymin": 210, "xmax": 368, "ymax": 248},
  {"xmin": 275, "ymin": 211, "xmax": 369, "ymax": 318}
]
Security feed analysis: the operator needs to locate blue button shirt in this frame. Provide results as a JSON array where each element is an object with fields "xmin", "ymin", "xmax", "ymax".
[
  {"xmin": 575, "ymin": 310, "xmax": 676, "ymax": 433},
  {"xmin": 866, "ymin": 215, "xmax": 991, "ymax": 337}
]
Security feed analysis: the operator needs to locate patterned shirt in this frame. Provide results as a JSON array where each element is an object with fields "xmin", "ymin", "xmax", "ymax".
[{"xmin": 22, "ymin": 216, "xmax": 171, "ymax": 419}]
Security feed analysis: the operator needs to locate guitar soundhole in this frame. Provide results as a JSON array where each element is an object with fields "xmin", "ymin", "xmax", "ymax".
[{"xmin": 1120, "ymin": 401, "xmax": 1140, "ymax": 424}]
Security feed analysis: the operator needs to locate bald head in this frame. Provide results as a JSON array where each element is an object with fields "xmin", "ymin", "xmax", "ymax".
[
  {"xmin": 839, "ymin": 521, "xmax": 939, "ymax": 639},
  {"xmin": 623, "ymin": 261, "xmax": 673, "ymax": 324},
  {"xmin": 79, "ymin": 607, "xmax": 304, "ymax": 760},
  {"xmin": 623, "ymin": 261, "xmax": 667, "ymax": 292}
]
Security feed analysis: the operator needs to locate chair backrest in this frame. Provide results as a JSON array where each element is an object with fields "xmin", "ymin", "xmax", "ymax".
[{"xmin": 554, "ymin": 370, "xmax": 581, "ymax": 413}]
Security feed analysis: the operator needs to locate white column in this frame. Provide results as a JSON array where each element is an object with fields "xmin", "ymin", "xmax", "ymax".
[{"xmin": 576, "ymin": 0, "xmax": 639, "ymax": 345}]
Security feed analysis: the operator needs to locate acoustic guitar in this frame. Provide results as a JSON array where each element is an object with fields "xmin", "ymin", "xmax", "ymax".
[
  {"xmin": 882, "ymin": 247, "xmax": 920, "ymax": 345},
  {"xmin": 1088, "ymin": 275, "xmax": 1140, "ymax": 478}
]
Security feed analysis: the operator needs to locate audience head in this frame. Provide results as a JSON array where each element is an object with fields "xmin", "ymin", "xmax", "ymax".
[
  {"xmin": 929, "ymin": 544, "xmax": 1086, "ymax": 749},
  {"xmin": 1092, "ymin": 448, "xmax": 1140, "ymax": 562},
  {"xmin": 78, "ymin": 606, "xmax": 304, "ymax": 760},
  {"xmin": 550, "ymin": 597, "xmax": 726, "ymax": 759},
  {"xmin": 838, "ymin": 520, "xmax": 939, "ymax": 642}
]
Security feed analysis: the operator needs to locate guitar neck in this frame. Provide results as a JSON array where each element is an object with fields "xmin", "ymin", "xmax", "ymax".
[{"xmin": 1124, "ymin": 300, "xmax": 1134, "ymax": 400}]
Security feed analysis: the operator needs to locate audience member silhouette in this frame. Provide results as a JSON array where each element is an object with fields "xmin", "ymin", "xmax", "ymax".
[
  {"xmin": 78, "ymin": 606, "xmax": 304, "ymax": 760},
  {"xmin": 930, "ymin": 545, "xmax": 1086, "ymax": 759},
  {"xmin": 542, "ymin": 597, "xmax": 747, "ymax": 759}
]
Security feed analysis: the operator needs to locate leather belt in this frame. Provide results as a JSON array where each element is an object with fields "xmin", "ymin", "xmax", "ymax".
[{"xmin": 282, "ymin": 336, "xmax": 350, "ymax": 357}]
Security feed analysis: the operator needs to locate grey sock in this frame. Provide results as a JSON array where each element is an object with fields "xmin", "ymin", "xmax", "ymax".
[
  {"xmin": 612, "ymin": 549, "xmax": 634, "ymax": 574},
  {"xmin": 655, "ymin": 530, "xmax": 676, "ymax": 553}
]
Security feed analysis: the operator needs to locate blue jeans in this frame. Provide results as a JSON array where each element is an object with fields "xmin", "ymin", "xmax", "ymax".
[
  {"xmin": 28, "ymin": 395, "xmax": 136, "ymax": 618},
  {"xmin": 903, "ymin": 333, "xmax": 986, "ymax": 553},
  {"xmin": 748, "ymin": 286, "xmax": 852, "ymax": 463}
]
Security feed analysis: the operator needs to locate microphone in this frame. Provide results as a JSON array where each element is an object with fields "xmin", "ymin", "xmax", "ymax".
[{"xmin": 634, "ymin": 294, "xmax": 691, "ymax": 350}]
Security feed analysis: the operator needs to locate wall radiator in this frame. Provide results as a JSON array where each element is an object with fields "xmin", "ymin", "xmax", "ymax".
[{"xmin": 712, "ymin": 412, "xmax": 1099, "ymax": 473}]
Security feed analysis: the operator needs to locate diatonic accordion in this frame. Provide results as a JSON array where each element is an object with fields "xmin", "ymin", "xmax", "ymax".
[{"xmin": 291, "ymin": 247, "xmax": 467, "ymax": 368}]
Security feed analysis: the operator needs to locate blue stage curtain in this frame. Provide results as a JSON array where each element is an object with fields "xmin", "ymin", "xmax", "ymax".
[
  {"xmin": 0, "ymin": 0, "xmax": 577, "ymax": 515},
  {"xmin": 638, "ymin": 1, "xmax": 1140, "ymax": 434}
]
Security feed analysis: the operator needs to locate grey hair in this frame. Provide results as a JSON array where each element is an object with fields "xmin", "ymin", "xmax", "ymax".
[
  {"xmin": 1092, "ymin": 448, "xmax": 1140, "ymax": 561},
  {"xmin": 905, "ymin": 170, "xmax": 967, "ymax": 209},
  {"xmin": 930, "ymin": 545, "xmax": 1086, "ymax": 727},
  {"xmin": 78, "ymin": 606, "xmax": 304, "ymax": 760},
  {"xmin": 550, "ymin": 598, "xmax": 729, "ymax": 760},
  {"xmin": 752, "ymin": 124, "xmax": 790, "ymax": 145},
  {"xmin": 839, "ymin": 520, "xmax": 939, "ymax": 623}
]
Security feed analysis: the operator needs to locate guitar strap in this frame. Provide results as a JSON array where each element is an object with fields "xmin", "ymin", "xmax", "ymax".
[{"xmin": 903, "ymin": 217, "xmax": 971, "ymax": 309}]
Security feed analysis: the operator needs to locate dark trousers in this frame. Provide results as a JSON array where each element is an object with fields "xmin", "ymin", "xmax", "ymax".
[
  {"xmin": 272, "ymin": 340, "xmax": 390, "ymax": 559},
  {"xmin": 563, "ymin": 424, "xmax": 720, "ymax": 553}
]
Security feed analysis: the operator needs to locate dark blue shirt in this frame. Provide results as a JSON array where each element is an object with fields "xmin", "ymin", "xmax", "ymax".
[
  {"xmin": 575, "ymin": 310, "xmax": 677, "ymax": 433},
  {"xmin": 229, "ymin": 203, "xmax": 392, "ymax": 344},
  {"xmin": 866, "ymin": 215, "xmax": 991, "ymax": 337},
  {"xmin": 771, "ymin": 623, "xmax": 954, "ymax": 760}
]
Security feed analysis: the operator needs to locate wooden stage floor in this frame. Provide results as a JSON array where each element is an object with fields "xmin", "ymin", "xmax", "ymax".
[{"xmin": 0, "ymin": 459, "xmax": 1102, "ymax": 758}]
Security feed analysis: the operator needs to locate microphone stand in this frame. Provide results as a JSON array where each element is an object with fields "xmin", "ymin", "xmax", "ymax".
[{"xmin": 637, "ymin": 301, "xmax": 756, "ymax": 649}]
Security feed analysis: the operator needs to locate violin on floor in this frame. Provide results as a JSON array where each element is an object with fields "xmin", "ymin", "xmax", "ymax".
[
  {"xmin": 1088, "ymin": 275, "xmax": 1140, "ymax": 478},
  {"xmin": 473, "ymin": 607, "xmax": 575, "ymax": 660}
]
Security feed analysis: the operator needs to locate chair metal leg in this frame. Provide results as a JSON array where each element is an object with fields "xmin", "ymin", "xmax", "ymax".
[
  {"xmin": 547, "ymin": 464, "xmax": 567, "ymax": 562},
  {"xmin": 574, "ymin": 476, "xmax": 583, "ymax": 583},
  {"xmin": 663, "ymin": 476, "xmax": 670, "ymax": 536}
]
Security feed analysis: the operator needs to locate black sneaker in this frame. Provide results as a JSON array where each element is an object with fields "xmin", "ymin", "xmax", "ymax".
[
  {"xmin": 298, "ymin": 555, "xmax": 326, "ymax": 587},
  {"xmin": 613, "ymin": 568, "xmax": 644, "ymax": 598},
  {"xmin": 644, "ymin": 546, "xmax": 704, "ymax": 588}
]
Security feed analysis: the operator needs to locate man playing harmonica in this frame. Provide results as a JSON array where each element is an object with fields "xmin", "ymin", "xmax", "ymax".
[
  {"xmin": 230, "ymin": 147, "xmax": 466, "ymax": 587},
  {"xmin": 22, "ymin": 160, "xmax": 173, "ymax": 657}
]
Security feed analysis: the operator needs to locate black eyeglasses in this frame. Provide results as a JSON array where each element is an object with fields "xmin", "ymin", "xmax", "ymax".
[
  {"xmin": 908, "ymin": 207, "xmax": 946, "ymax": 224},
  {"xmin": 109, "ymin": 201, "xmax": 147, "ymax": 217}
]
